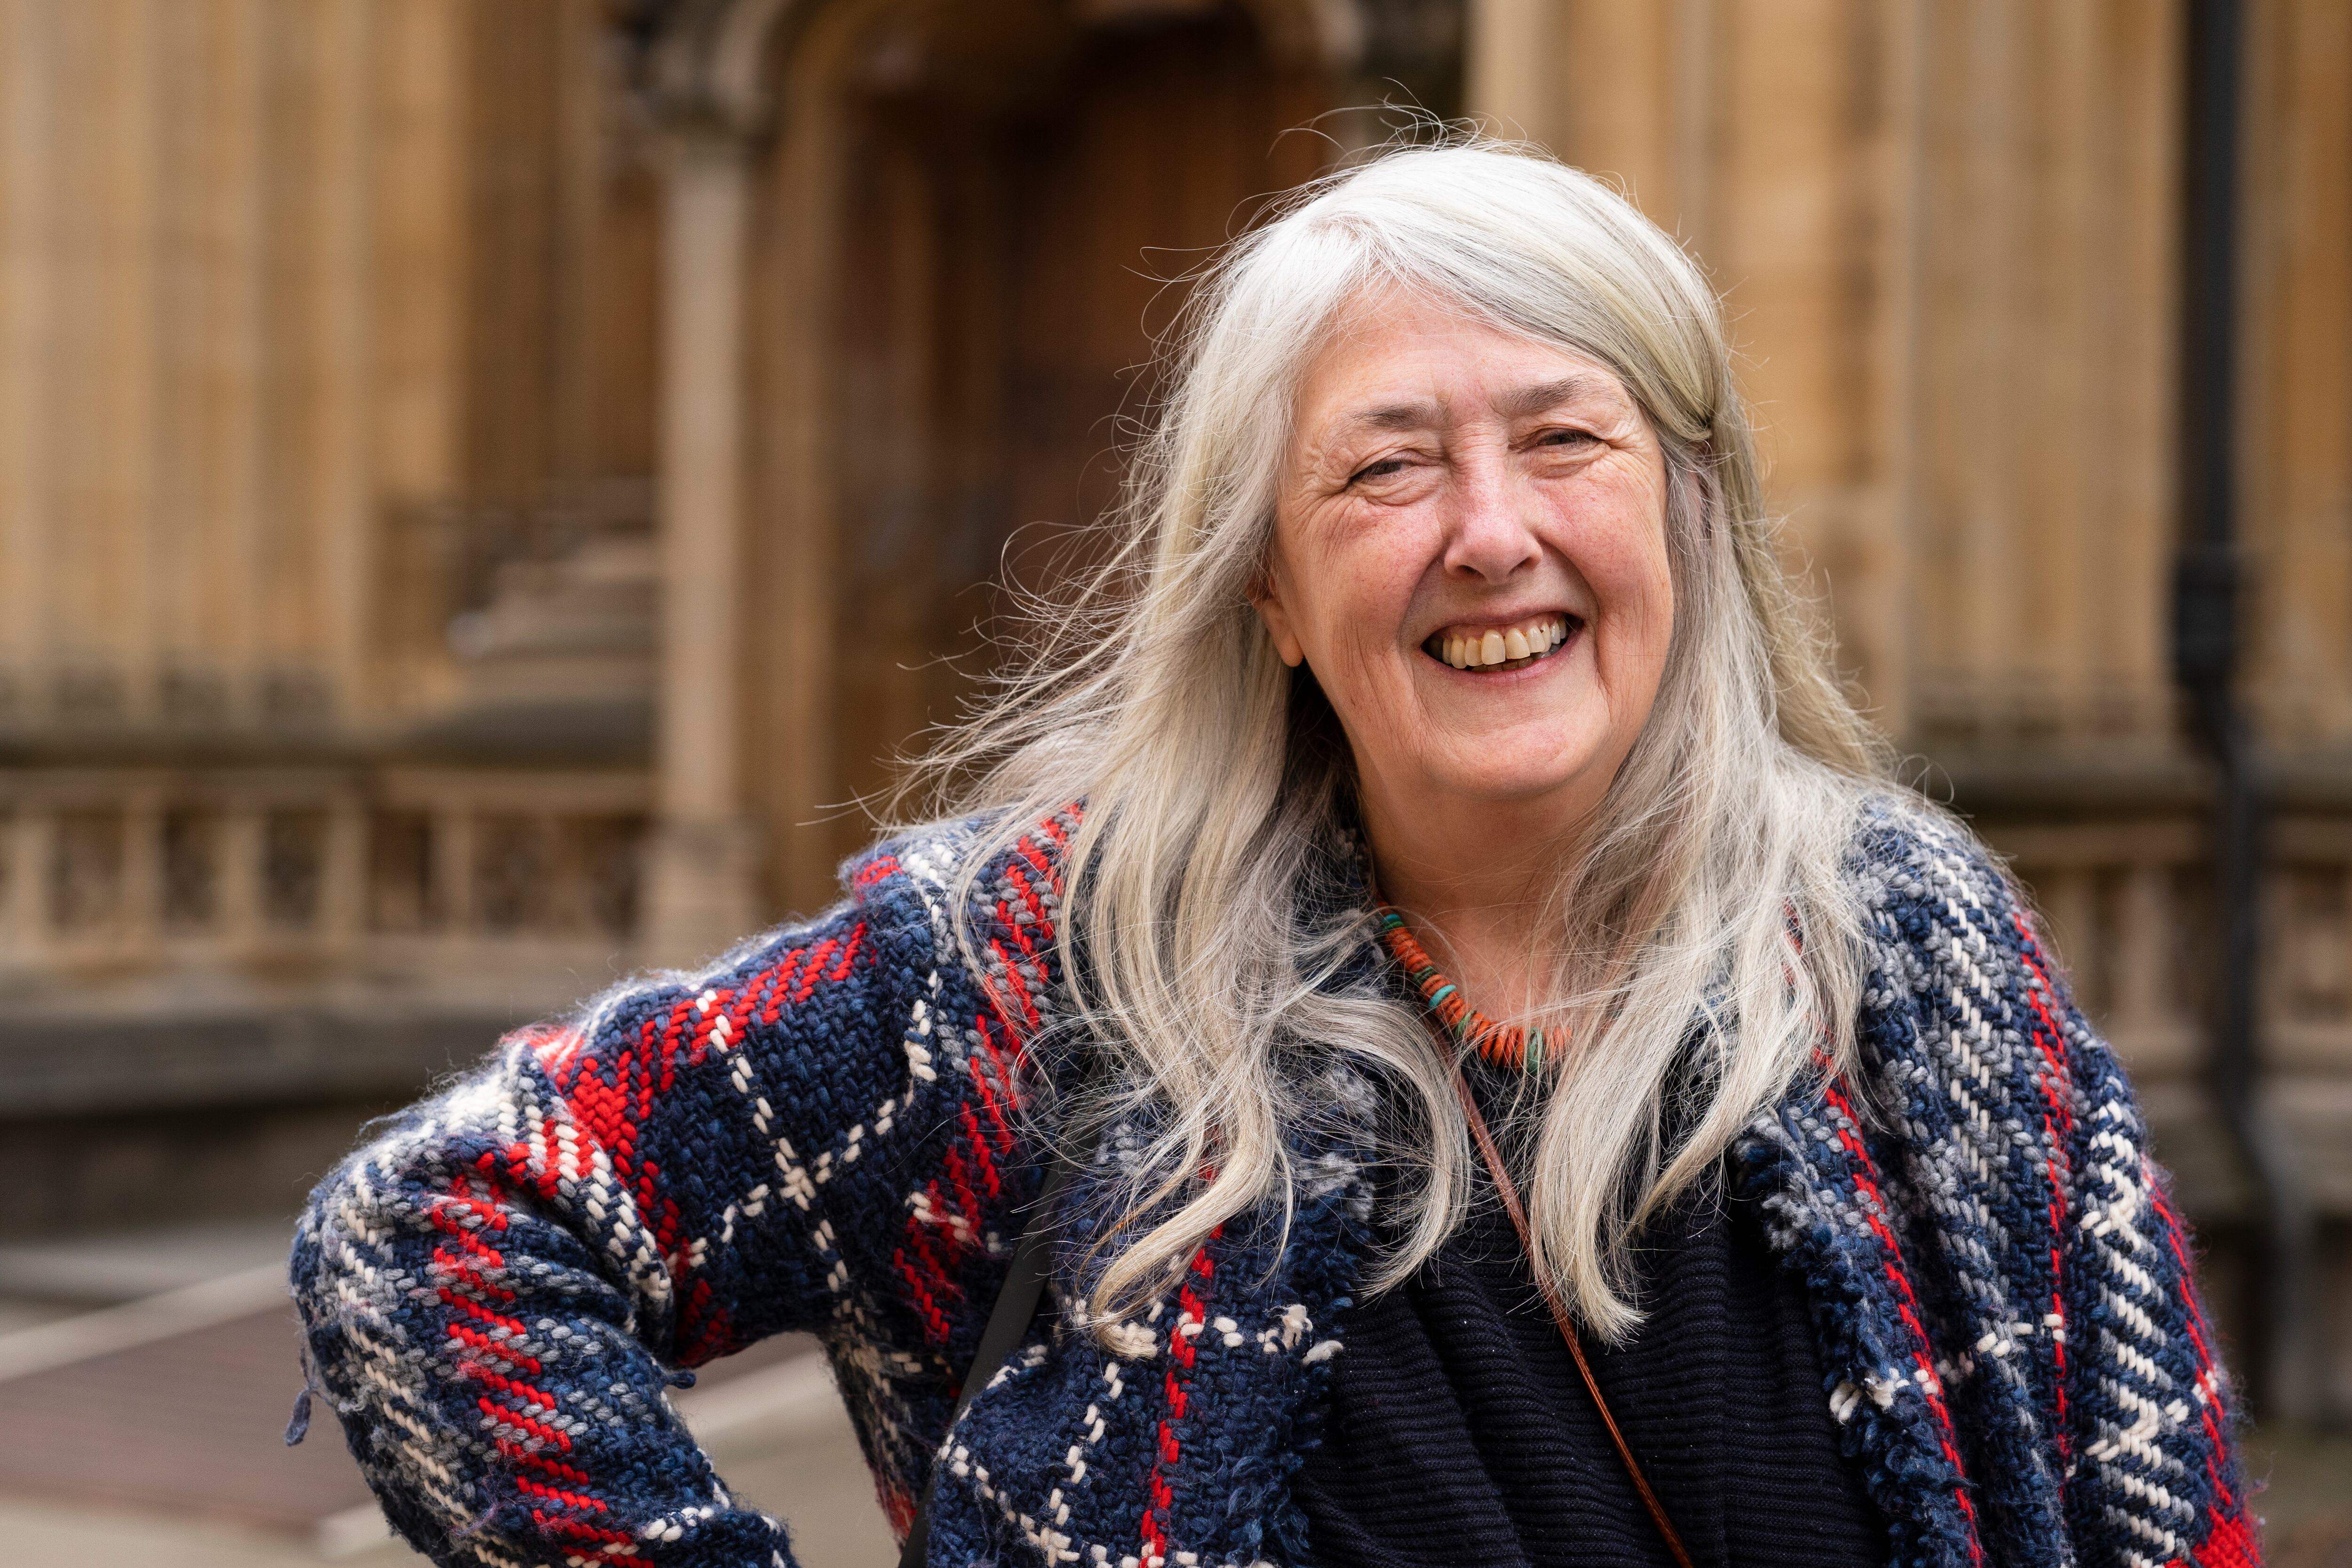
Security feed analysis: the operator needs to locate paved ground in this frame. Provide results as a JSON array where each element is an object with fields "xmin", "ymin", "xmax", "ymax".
[
  {"xmin": 0, "ymin": 1220, "xmax": 893, "ymax": 1568},
  {"xmin": 0, "ymin": 1221, "xmax": 2341, "ymax": 1566},
  {"xmin": 0, "ymin": 1378, "xmax": 890, "ymax": 1568},
  {"xmin": 2247, "ymin": 1423, "xmax": 2352, "ymax": 1568}
]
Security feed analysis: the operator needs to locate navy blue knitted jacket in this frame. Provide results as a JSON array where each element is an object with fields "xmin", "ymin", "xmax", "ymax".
[{"xmin": 289, "ymin": 799, "xmax": 2260, "ymax": 1568}]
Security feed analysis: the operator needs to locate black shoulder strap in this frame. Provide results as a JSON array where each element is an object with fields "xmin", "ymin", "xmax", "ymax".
[{"xmin": 895, "ymin": 1143, "xmax": 1086, "ymax": 1568}]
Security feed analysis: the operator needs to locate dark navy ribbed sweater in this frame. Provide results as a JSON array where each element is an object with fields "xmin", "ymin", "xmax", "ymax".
[{"xmin": 1296, "ymin": 1094, "xmax": 1883, "ymax": 1568}]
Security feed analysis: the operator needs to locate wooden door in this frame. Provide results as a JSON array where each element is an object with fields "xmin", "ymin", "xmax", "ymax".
[{"xmin": 815, "ymin": 2, "xmax": 1327, "ymax": 872}]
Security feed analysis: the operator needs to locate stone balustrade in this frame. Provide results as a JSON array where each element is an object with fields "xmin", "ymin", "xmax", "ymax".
[
  {"xmin": 0, "ymin": 765, "xmax": 647, "ymax": 970},
  {"xmin": 0, "ymin": 763, "xmax": 653, "ymax": 1120}
]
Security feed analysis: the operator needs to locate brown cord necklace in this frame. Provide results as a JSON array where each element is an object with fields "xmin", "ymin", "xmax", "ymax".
[{"xmin": 1447, "ymin": 1067, "xmax": 1695, "ymax": 1568}]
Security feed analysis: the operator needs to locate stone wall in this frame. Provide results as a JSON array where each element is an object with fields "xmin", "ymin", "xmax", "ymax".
[{"xmin": 0, "ymin": 0, "xmax": 2344, "ymax": 1407}]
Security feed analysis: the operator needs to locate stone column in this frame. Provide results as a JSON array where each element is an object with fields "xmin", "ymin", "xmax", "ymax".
[
  {"xmin": 643, "ymin": 127, "xmax": 763, "ymax": 967},
  {"xmin": 1463, "ymin": 0, "xmax": 1557, "ymax": 143}
]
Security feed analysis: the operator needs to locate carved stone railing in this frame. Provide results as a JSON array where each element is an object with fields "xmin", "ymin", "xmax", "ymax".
[
  {"xmin": 0, "ymin": 762, "xmax": 652, "ymax": 1115},
  {"xmin": 7, "ymin": 753, "xmax": 2343, "ymax": 1211},
  {"xmin": 0, "ymin": 765, "xmax": 647, "ymax": 971}
]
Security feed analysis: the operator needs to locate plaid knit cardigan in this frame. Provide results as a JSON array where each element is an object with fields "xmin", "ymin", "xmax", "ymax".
[{"xmin": 290, "ymin": 799, "xmax": 2260, "ymax": 1568}]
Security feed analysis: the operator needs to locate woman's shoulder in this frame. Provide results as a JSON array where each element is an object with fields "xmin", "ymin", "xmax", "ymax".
[
  {"xmin": 828, "ymin": 803, "xmax": 1087, "ymax": 1021},
  {"xmin": 1841, "ymin": 786, "xmax": 2028, "ymax": 936},
  {"xmin": 511, "ymin": 805, "xmax": 1082, "ymax": 1084},
  {"xmin": 1832, "ymin": 785, "xmax": 2079, "ymax": 1031},
  {"xmin": 845, "ymin": 802, "xmax": 1083, "ymax": 936}
]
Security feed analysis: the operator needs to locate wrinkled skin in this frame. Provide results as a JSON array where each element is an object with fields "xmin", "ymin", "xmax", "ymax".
[{"xmin": 1250, "ymin": 287, "xmax": 1675, "ymax": 1014}]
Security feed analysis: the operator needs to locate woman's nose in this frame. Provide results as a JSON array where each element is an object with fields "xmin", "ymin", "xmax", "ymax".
[{"xmin": 1442, "ymin": 451, "xmax": 1543, "ymax": 582}]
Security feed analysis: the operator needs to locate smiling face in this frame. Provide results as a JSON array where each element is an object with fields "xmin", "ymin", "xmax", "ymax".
[{"xmin": 1252, "ymin": 287, "xmax": 1676, "ymax": 877}]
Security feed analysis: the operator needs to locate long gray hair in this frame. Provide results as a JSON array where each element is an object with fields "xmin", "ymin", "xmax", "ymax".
[{"xmin": 898, "ymin": 139, "xmax": 1888, "ymax": 1343}]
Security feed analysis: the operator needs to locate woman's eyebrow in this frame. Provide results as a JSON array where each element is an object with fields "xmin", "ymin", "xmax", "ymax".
[
  {"xmin": 1339, "ymin": 397, "xmax": 1443, "ymax": 433},
  {"xmin": 1495, "ymin": 373, "xmax": 1615, "ymax": 421},
  {"xmin": 1333, "ymin": 373, "xmax": 1617, "ymax": 437}
]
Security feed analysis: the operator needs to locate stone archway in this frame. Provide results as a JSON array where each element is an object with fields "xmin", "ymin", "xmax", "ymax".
[
  {"xmin": 632, "ymin": 0, "xmax": 1454, "ymax": 943},
  {"xmin": 786, "ymin": 0, "xmax": 1341, "ymax": 896}
]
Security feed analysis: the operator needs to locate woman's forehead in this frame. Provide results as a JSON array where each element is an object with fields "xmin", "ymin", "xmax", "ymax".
[
  {"xmin": 1293, "ymin": 302, "xmax": 1638, "ymax": 436},
  {"xmin": 1316, "ymin": 371, "xmax": 1633, "ymax": 438}
]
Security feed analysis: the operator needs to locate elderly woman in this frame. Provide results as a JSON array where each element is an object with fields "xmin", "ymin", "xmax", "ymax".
[{"xmin": 291, "ymin": 144, "xmax": 2256, "ymax": 1568}]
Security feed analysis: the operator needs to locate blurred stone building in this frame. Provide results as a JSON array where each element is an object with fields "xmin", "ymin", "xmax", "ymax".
[{"xmin": 0, "ymin": 0, "xmax": 2345, "ymax": 1414}]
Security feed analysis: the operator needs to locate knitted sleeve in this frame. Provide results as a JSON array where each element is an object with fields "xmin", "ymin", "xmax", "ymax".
[
  {"xmin": 2017, "ymin": 917, "xmax": 2263, "ymax": 1568},
  {"xmin": 1803, "ymin": 800, "xmax": 2260, "ymax": 1568},
  {"xmin": 289, "ymin": 848, "xmax": 952, "ymax": 1568}
]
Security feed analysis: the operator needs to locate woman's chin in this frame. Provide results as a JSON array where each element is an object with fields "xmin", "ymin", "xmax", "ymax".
[{"xmin": 1413, "ymin": 748, "xmax": 1606, "ymax": 814}]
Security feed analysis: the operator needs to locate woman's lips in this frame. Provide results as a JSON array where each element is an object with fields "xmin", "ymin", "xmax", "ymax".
[{"xmin": 1422, "ymin": 613, "xmax": 1578, "ymax": 672}]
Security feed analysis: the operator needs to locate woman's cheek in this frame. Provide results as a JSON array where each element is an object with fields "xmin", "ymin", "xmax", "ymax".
[{"xmin": 1331, "ymin": 629, "xmax": 1396, "ymax": 714}]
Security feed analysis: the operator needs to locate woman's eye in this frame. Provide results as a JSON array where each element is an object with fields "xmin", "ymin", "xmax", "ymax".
[
  {"xmin": 1349, "ymin": 457, "xmax": 1409, "ymax": 485},
  {"xmin": 1537, "ymin": 428, "xmax": 1599, "ymax": 450}
]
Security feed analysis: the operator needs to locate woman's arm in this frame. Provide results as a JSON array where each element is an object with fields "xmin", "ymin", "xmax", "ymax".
[
  {"xmin": 2018, "ymin": 920, "xmax": 2261, "ymax": 1567},
  {"xmin": 290, "ymin": 857, "xmax": 948, "ymax": 1568},
  {"xmin": 1817, "ymin": 803, "xmax": 2260, "ymax": 1567}
]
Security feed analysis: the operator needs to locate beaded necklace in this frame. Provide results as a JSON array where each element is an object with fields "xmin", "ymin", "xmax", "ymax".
[{"xmin": 1373, "ymin": 902, "xmax": 1555, "ymax": 1074}]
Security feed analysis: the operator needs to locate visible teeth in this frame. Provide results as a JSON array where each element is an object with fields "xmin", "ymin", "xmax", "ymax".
[{"xmin": 1430, "ymin": 614, "xmax": 1572, "ymax": 670}]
